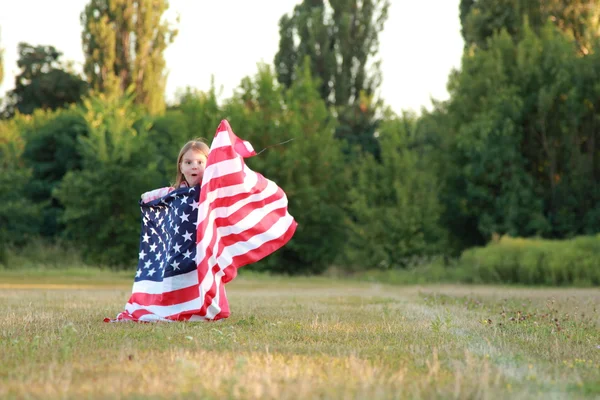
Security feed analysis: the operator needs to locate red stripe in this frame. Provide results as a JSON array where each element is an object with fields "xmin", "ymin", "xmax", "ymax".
[
  {"xmin": 227, "ymin": 219, "xmax": 297, "ymax": 272},
  {"xmin": 195, "ymin": 188, "xmax": 285, "ymax": 277},
  {"xmin": 199, "ymin": 221, "xmax": 297, "ymax": 314},
  {"xmin": 128, "ymin": 284, "xmax": 199, "ymax": 307},
  {"xmin": 217, "ymin": 207, "xmax": 289, "ymax": 253}
]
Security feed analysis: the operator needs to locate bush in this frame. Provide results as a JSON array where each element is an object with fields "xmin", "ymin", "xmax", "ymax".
[{"xmin": 458, "ymin": 235, "xmax": 600, "ymax": 285}]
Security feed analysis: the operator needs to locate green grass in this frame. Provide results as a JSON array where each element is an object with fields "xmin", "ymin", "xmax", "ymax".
[{"xmin": 1, "ymin": 270, "xmax": 599, "ymax": 399}]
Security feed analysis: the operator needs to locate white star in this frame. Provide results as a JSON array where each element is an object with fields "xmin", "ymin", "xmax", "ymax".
[
  {"xmin": 173, "ymin": 224, "xmax": 180, "ymax": 234},
  {"xmin": 143, "ymin": 218, "xmax": 148, "ymax": 226},
  {"xmin": 189, "ymin": 187, "xmax": 195, "ymax": 192},
  {"xmin": 147, "ymin": 268, "xmax": 156, "ymax": 276},
  {"xmin": 154, "ymin": 209, "xmax": 161, "ymax": 218},
  {"xmin": 135, "ymin": 269, "xmax": 142, "ymax": 277},
  {"xmin": 144, "ymin": 260, "xmax": 152, "ymax": 269},
  {"xmin": 180, "ymin": 195, "xmax": 188, "ymax": 204},
  {"xmin": 142, "ymin": 233, "xmax": 151, "ymax": 243},
  {"xmin": 190, "ymin": 201, "xmax": 200, "ymax": 211},
  {"xmin": 149, "ymin": 243, "xmax": 157, "ymax": 252},
  {"xmin": 194, "ymin": 220, "xmax": 200, "ymax": 228},
  {"xmin": 138, "ymin": 250, "xmax": 146, "ymax": 260},
  {"xmin": 158, "ymin": 217, "xmax": 164, "ymax": 225},
  {"xmin": 182, "ymin": 231, "xmax": 193, "ymax": 242},
  {"xmin": 170, "ymin": 260, "xmax": 180, "ymax": 270},
  {"xmin": 182, "ymin": 249, "xmax": 192, "ymax": 259},
  {"xmin": 155, "ymin": 252, "xmax": 162, "ymax": 261},
  {"xmin": 144, "ymin": 212, "xmax": 150, "ymax": 219},
  {"xmin": 173, "ymin": 243, "xmax": 182, "ymax": 253},
  {"xmin": 150, "ymin": 228, "xmax": 158, "ymax": 235},
  {"xmin": 180, "ymin": 212, "xmax": 190, "ymax": 222}
]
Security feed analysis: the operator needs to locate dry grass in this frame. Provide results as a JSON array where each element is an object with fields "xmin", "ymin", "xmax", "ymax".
[{"xmin": 0, "ymin": 272, "xmax": 599, "ymax": 399}]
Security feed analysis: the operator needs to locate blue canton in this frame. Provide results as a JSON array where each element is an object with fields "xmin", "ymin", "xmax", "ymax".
[{"xmin": 135, "ymin": 185, "xmax": 201, "ymax": 282}]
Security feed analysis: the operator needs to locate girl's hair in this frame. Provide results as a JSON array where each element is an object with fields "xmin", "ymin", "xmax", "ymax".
[{"xmin": 173, "ymin": 138, "xmax": 210, "ymax": 188}]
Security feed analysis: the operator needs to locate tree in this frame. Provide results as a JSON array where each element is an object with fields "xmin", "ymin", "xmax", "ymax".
[
  {"xmin": 21, "ymin": 108, "xmax": 89, "ymax": 236},
  {"xmin": 2, "ymin": 43, "xmax": 88, "ymax": 117},
  {"xmin": 341, "ymin": 111, "xmax": 446, "ymax": 269},
  {"xmin": 55, "ymin": 95, "xmax": 162, "ymax": 266},
  {"xmin": 0, "ymin": 30, "xmax": 4, "ymax": 87},
  {"xmin": 274, "ymin": 0, "xmax": 390, "ymax": 154},
  {"xmin": 460, "ymin": 0, "xmax": 600, "ymax": 54},
  {"xmin": 0, "ymin": 118, "xmax": 43, "ymax": 262},
  {"xmin": 437, "ymin": 22, "xmax": 600, "ymax": 252},
  {"xmin": 223, "ymin": 63, "xmax": 348, "ymax": 274},
  {"xmin": 81, "ymin": 0, "xmax": 177, "ymax": 115}
]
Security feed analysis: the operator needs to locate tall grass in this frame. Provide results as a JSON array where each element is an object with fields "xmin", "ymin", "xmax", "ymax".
[{"xmin": 459, "ymin": 235, "xmax": 600, "ymax": 286}]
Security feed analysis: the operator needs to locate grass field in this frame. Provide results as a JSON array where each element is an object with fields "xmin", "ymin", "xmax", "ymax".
[{"xmin": 1, "ymin": 269, "xmax": 599, "ymax": 399}]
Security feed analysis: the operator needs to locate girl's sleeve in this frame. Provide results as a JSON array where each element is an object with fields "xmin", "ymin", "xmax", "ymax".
[{"xmin": 141, "ymin": 186, "xmax": 175, "ymax": 203}]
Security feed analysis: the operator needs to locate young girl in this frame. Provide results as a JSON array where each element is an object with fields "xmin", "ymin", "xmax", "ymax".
[{"xmin": 141, "ymin": 138, "xmax": 210, "ymax": 203}]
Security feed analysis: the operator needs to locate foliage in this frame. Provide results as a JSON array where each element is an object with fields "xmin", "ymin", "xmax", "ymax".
[
  {"xmin": 341, "ymin": 111, "xmax": 446, "ymax": 269},
  {"xmin": 2, "ymin": 43, "xmax": 88, "ymax": 118},
  {"xmin": 81, "ymin": 0, "xmax": 178, "ymax": 115},
  {"xmin": 438, "ymin": 22, "xmax": 600, "ymax": 252},
  {"xmin": 459, "ymin": 235, "xmax": 600, "ymax": 285},
  {"xmin": 223, "ymin": 63, "xmax": 348, "ymax": 274},
  {"xmin": 460, "ymin": 0, "xmax": 600, "ymax": 54},
  {"xmin": 0, "ymin": 118, "xmax": 43, "ymax": 262},
  {"xmin": 274, "ymin": 0, "xmax": 390, "ymax": 155},
  {"xmin": 20, "ymin": 108, "xmax": 89, "ymax": 236},
  {"xmin": 54, "ymin": 95, "xmax": 162, "ymax": 266},
  {"xmin": 0, "ymin": 30, "xmax": 4, "ymax": 87}
]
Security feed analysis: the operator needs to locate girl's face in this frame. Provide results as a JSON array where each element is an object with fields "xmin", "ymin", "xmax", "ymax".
[{"xmin": 180, "ymin": 149, "xmax": 207, "ymax": 187}]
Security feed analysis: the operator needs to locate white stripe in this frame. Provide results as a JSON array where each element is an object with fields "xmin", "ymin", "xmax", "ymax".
[
  {"xmin": 204, "ymin": 270, "xmax": 225, "ymax": 319},
  {"xmin": 197, "ymin": 163, "xmax": 260, "ymax": 223},
  {"xmin": 125, "ymin": 296, "xmax": 202, "ymax": 318},
  {"xmin": 243, "ymin": 140, "xmax": 255, "ymax": 153},
  {"xmin": 207, "ymin": 130, "xmax": 232, "ymax": 150},
  {"xmin": 216, "ymin": 195, "xmax": 289, "ymax": 236},
  {"xmin": 138, "ymin": 314, "xmax": 172, "ymax": 322},
  {"xmin": 202, "ymin": 156, "xmax": 243, "ymax": 187},
  {"xmin": 195, "ymin": 179, "xmax": 280, "ymax": 264},
  {"xmin": 131, "ymin": 269, "xmax": 198, "ymax": 295},
  {"xmin": 199, "ymin": 214, "xmax": 295, "ymax": 290}
]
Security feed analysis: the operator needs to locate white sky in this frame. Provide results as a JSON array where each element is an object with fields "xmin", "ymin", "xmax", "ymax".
[{"xmin": 0, "ymin": 0, "xmax": 464, "ymax": 114}]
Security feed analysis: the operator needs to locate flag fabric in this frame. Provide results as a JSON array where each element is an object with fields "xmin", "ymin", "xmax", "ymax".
[{"xmin": 105, "ymin": 120, "xmax": 297, "ymax": 322}]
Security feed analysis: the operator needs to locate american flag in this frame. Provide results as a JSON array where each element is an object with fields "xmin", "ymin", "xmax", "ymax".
[{"xmin": 105, "ymin": 120, "xmax": 297, "ymax": 322}]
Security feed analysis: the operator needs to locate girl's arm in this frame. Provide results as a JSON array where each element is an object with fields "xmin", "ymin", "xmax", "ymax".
[{"xmin": 141, "ymin": 186, "xmax": 175, "ymax": 203}]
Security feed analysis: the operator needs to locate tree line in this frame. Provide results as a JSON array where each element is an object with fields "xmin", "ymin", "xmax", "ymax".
[{"xmin": 0, "ymin": 0, "xmax": 598, "ymax": 274}]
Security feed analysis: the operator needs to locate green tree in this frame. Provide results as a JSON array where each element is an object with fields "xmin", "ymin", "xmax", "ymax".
[
  {"xmin": 55, "ymin": 95, "xmax": 161, "ymax": 266},
  {"xmin": 81, "ymin": 0, "xmax": 177, "ymax": 115},
  {"xmin": 342, "ymin": 111, "xmax": 446, "ymax": 269},
  {"xmin": 2, "ymin": 43, "xmax": 88, "ymax": 118},
  {"xmin": 223, "ymin": 63, "xmax": 348, "ymax": 274},
  {"xmin": 20, "ymin": 108, "xmax": 89, "ymax": 236},
  {"xmin": 460, "ymin": 0, "xmax": 600, "ymax": 54},
  {"xmin": 438, "ymin": 22, "xmax": 600, "ymax": 252},
  {"xmin": 0, "ymin": 118, "xmax": 43, "ymax": 262},
  {"xmin": 274, "ymin": 0, "xmax": 390, "ymax": 155},
  {"xmin": 0, "ymin": 30, "xmax": 4, "ymax": 87}
]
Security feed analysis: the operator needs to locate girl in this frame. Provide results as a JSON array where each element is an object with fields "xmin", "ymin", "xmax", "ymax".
[{"xmin": 141, "ymin": 138, "xmax": 210, "ymax": 203}]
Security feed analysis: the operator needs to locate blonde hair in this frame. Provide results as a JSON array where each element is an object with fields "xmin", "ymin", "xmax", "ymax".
[{"xmin": 173, "ymin": 138, "xmax": 210, "ymax": 188}]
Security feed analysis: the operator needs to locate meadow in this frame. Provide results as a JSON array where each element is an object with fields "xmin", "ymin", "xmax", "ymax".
[{"xmin": 1, "ymin": 269, "xmax": 599, "ymax": 399}]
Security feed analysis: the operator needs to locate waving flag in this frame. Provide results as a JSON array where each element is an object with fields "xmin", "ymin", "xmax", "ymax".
[{"xmin": 105, "ymin": 120, "xmax": 297, "ymax": 322}]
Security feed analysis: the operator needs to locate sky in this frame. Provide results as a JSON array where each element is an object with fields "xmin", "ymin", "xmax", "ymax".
[{"xmin": 0, "ymin": 1, "xmax": 464, "ymax": 115}]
